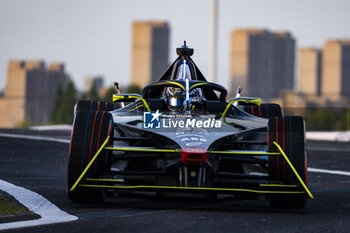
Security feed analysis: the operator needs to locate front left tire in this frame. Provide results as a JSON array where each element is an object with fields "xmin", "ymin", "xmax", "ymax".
[{"xmin": 67, "ymin": 109, "xmax": 113, "ymax": 203}]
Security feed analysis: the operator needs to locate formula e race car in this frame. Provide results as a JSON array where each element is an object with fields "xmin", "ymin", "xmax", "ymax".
[{"xmin": 67, "ymin": 42, "xmax": 313, "ymax": 208}]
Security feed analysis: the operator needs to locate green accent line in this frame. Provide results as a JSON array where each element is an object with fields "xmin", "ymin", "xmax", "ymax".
[
  {"xmin": 86, "ymin": 178, "xmax": 124, "ymax": 182},
  {"xmin": 273, "ymin": 141, "xmax": 314, "ymax": 199},
  {"xmin": 70, "ymin": 136, "xmax": 110, "ymax": 192},
  {"xmin": 104, "ymin": 146, "xmax": 180, "ymax": 153},
  {"xmin": 78, "ymin": 184, "xmax": 305, "ymax": 195}
]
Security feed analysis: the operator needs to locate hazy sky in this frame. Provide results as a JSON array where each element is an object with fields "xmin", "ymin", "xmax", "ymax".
[{"xmin": 0, "ymin": 0, "xmax": 349, "ymax": 92}]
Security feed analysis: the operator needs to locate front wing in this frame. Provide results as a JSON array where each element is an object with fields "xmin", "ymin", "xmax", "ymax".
[{"xmin": 69, "ymin": 137, "xmax": 314, "ymax": 199}]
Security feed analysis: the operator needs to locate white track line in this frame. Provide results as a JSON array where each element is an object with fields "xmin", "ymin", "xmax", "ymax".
[
  {"xmin": 308, "ymin": 148, "xmax": 350, "ymax": 152},
  {"xmin": 306, "ymin": 131, "xmax": 350, "ymax": 142},
  {"xmin": 0, "ymin": 179, "xmax": 77, "ymax": 230},
  {"xmin": 308, "ymin": 167, "xmax": 350, "ymax": 176},
  {"xmin": 30, "ymin": 124, "xmax": 72, "ymax": 131},
  {"xmin": 0, "ymin": 133, "xmax": 70, "ymax": 144},
  {"xmin": 0, "ymin": 132, "xmax": 349, "ymax": 230}
]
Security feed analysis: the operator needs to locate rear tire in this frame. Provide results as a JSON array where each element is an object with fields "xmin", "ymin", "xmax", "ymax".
[
  {"xmin": 67, "ymin": 110, "xmax": 113, "ymax": 203},
  {"xmin": 267, "ymin": 116, "xmax": 307, "ymax": 209},
  {"xmin": 242, "ymin": 103, "xmax": 283, "ymax": 119}
]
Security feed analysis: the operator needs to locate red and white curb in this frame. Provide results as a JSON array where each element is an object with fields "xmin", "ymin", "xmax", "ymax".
[
  {"xmin": 0, "ymin": 179, "xmax": 77, "ymax": 230},
  {"xmin": 0, "ymin": 133, "xmax": 76, "ymax": 230}
]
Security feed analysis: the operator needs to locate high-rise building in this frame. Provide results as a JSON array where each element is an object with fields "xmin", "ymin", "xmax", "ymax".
[
  {"xmin": 321, "ymin": 39, "xmax": 350, "ymax": 101},
  {"xmin": 0, "ymin": 60, "xmax": 68, "ymax": 127},
  {"xmin": 131, "ymin": 21, "xmax": 169, "ymax": 88},
  {"xmin": 298, "ymin": 48, "xmax": 322, "ymax": 96},
  {"xmin": 231, "ymin": 29, "xmax": 295, "ymax": 99}
]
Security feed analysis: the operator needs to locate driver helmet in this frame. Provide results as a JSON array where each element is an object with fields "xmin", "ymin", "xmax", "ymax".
[{"xmin": 166, "ymin": 87, "xmax": 186, "ymax": 111}]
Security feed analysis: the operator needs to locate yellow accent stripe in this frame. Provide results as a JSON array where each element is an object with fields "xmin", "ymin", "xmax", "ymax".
[
  {"xmin": 190, "ymin": 83, "xmax": 206, "ymax": 90},
  {"xmin": 259, "ymin": 184, "xmax": 297, "ymax": 188},
  {"xmin": 222, "ymin": 99, "xmax": 236, "ymax": 121},
  {"xmin": 207, "ymin": 151, "xmax": 280, "ymax": 155},
  {"xmin": 248, "ymin": 99, "xmax": 261, "ymax": 106},
  {"xmin": 69, "ymin": 136, "xmax": 110, "ymax": 192},
  {"xmin": 221, "ymin": 98, "xmax": 261, "ymax": 120},
  {"xmin": 127, "ymin": 104, "xmax": 143, "ymax": 112},
  {"xmin": 78, "ymin": 184, "xmax": 305, "ymax": 195},
  {"xmin": 113, "ymin": 95, "xmax": 151, "ymax": 112},
  {"xmin": 86, "ymin": 178, "xmax": 124, "ymax": 182},
  {"xmin": 136, "ymin": 96, "xmax": 150, "ymax": 111},
  {"xmin": 165, "ymin": 81, "xmax": 185, "ymax": 90},
  {"xmin": 273, "ymin": 141, "xmax": 314, "ymax": 199},
  {"xmin": 104, "ymin": 146, "xmax": 180, "ymax": 153}
]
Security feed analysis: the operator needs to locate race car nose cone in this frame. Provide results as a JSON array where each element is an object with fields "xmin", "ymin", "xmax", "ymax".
[{"xmin": 181, "ymin": 147, "xmax": 207, "ymax": 165}]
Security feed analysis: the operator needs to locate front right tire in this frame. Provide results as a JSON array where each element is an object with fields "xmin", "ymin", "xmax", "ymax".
[
  {"xmin": 242, "ymin": 103, "xmax": 283, "ymax": 119},
  {"xmin": 267, "ymin": 116, "xmax": 307, "ymax": 209}
]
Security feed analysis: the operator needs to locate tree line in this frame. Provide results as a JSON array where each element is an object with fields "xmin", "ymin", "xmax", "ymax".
[{"xmin": 50, "ymin": 79, "xmax": 141, "ymax": 124}]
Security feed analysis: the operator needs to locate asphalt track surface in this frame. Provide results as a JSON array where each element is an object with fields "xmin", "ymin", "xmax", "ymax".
[{"xmin": 1, "ymin": 129, "xmax": 350, "ymax": 233}]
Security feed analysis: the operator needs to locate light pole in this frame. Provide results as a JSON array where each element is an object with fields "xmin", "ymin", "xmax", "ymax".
[{"xmin": 209, "ymin": 0, "xmax": 218, "ymax": 83}]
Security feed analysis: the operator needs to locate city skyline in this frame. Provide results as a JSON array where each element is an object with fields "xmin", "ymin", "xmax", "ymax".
[
  {"xmin": 131, "ymin": 21, "xmax": 169, "ymax": 87},
  {"xmin": 0, "ymin": 0, "xmax": 350, "ymax": 92},
  {"xmin": 0, "ymin": 60, "xmax": 67, "ymax": 127},
  {"xmin": 231, "ymin": 29, "xmax": 295, "ymax": 99}
]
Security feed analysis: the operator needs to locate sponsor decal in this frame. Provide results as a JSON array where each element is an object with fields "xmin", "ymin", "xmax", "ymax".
[
  {"xmin": 162, "ymin": 118, "xmax": 221, "ymax": 128},
  {"xmin": 143, "ymin": 110, "xmax": 161, "ymax": 129},
  {"xmin": 143, "ymin": 110, "xmax": 222, "ymax": 129}
]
